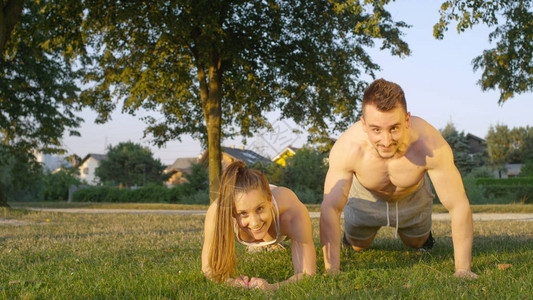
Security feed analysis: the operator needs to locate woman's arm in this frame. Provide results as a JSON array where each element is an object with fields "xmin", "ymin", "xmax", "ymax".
[{"xmin": 249, "ymin": 187, "xmax": 316, "ymax": 291}]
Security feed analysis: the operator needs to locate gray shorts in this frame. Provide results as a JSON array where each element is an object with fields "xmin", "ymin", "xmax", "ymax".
[{"xmin": 344, "ymin": 174, "xmax": 434, "ymax": 241}]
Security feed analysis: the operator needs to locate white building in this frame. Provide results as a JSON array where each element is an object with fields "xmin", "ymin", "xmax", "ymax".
[
  {"xmin": 77, "ymin": 154, "xmax": 107, "ymax": 185},
  {"xmin": 34, "ymin": 152, "xmax": 71, "ymax": 172}
]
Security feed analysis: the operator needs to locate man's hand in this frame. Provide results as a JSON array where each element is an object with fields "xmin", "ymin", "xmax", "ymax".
[{"xmin": 453, "ymin": 269, "xmax": 478, "ymax": 279}]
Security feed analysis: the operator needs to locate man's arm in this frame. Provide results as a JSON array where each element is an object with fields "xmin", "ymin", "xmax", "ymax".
[
  {"xmin": 428, "ymin": 141, "xmax": 477, "ymax": 278},
  {"xmin": 320, "ymin": 146, "xmax": 354, "ymax": 274}
]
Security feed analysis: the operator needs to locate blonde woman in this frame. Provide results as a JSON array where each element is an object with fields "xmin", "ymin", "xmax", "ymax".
[{"xmin": 202, "ymin": 161, "xmax": 316, "ymax": 291}]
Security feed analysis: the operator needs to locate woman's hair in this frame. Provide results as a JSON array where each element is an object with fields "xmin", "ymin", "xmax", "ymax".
[{"xmin": 208, "ymin": 160, "xmax": 272, "ymax": 283}]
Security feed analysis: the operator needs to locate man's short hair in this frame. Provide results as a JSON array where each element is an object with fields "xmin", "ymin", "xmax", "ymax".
[{"xmin": 362, "ymin": 78, "xmax": 407, "ymax": 115}]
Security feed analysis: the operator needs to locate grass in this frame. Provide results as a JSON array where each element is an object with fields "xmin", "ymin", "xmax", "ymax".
[
  {"xmin": 9, "ymin": 201, "xmax": 533, "ymax": 213},
  {"xmin": 1, "ymin": 206, "xmax": 532, "ymax": 299}
]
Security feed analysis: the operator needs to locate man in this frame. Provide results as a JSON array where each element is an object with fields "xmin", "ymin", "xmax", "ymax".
[{"xmin": 320, "ymin": 78, "xmax": 477, "ymax": 278}]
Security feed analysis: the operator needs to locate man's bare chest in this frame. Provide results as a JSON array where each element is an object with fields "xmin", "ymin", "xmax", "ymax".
[{"xmin": 356, "ymin": 156, "xmax": 427, "ymax": 200}]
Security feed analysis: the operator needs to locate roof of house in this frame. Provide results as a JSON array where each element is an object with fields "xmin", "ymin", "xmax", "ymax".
[
  {"xmin": 165, "ymin": 157, "xmax": 198, "ymax": 173},
  {"xmin": 466, "ymin": 133, "xmax": 485, "ymax": 143},
  {"xmin": 271, "ymin": 145, "xmax": 300, "ymax": 162},
  {"xmin": 222, "ymin": 147, "xmax": 272, "ymax": 165},
  {"xmin": 199, "ymin": 146, "xmax": 272, "ymax": 166},
  {"xmin": 80, "ymin": 153, "xmax": 107, "ymax": 165}
]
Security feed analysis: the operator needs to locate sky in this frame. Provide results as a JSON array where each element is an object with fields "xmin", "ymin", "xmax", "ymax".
[{"xmin": 61, "ymin": 1, "xmax": 532, "ymax": 166}]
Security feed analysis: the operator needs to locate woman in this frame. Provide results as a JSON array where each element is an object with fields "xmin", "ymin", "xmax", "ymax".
[{"xmin": 201, "ymin": 161, "xmax": 316, "ymax": 291}]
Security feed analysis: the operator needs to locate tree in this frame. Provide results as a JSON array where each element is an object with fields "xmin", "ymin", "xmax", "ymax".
[
  {"xmin": 183, "ymin": 162, "xmax": 209, "ymax": 192},
  {"xmin": 95, "ymin": 142, "xmax": 168, "ymax": 187},
  {"xmin": 0, "ymin": 146, "xmax": 44, "ymax": 202},
  {"xmin": 0, "ymin": 1, "xmax": 86, "ymax": 207},
  {"xmin": 75, "ymin": 0, "xmax": 411, "ymax": 203},
  {"xmin": 518, "ymin": 159, "xmax": 533, "ymax": 177},
  {"xmin": 507, "ymin": 126, "xmax": 533, "ymax": 163},
  {"xmin": 434, "ymin": 0, "xmax": 533, "ymax": 103},
  {"xmin": 281, "ymin": 147, "xmax": 328, "ymax": 194},
  {"xmin": 485, "ymin": 124, "xmax": 512, "ymax": 178},
  {"xmin": 42, "ymin": 168, "xmax": 82, "ymax": 201},
  {"xmin": 440, "ymin": 122, "xmax": 476, "ymax": 175}
]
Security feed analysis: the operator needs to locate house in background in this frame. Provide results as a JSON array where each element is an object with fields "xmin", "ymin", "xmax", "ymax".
[
  {"xmin": 272, "ymin": 146, "xmax": 299, "ymax": 166},
  {"xmin": 465, "ymin": 133, "xmax": 486, "ymax": 158},
  {"xmin": 199, "ymin": 146, "xmax": 271, "ymax": 170},
  {"xmin": 77, "ymin": 153, "xmax": 107, "ymax": 185},
  {"xmin": 164, "ymin": 157, "xmax": 198, "ymax": 187},
  {"xmin": 34, "ymin": 152, "xmax": 72, "ymax": 172}
]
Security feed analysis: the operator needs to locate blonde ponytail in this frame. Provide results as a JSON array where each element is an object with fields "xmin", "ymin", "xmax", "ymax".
[{"xmin": 208, "ymin": 161, "xmax": 271, "ymax": 282}]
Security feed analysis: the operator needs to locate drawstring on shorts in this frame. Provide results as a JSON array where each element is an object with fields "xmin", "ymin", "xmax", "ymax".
[{"xmin": 386, "ymin": 202, "xmax": 399, "ymax": 238}]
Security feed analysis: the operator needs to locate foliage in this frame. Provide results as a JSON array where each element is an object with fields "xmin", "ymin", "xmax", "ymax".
[
  {"xmin": 0, "ymin": 0, "xmax": 87, "ymax": 206},
  {"xmin": 484, "ymin": 124, "xmax": 533, "ymax": 177},
  {"xmin": 507, "ymin": 126, "xmax": 533, "ymax": 163},
  {"xmin": 485, "ymin": 124, "xmax": 512, "ymax": 177},
  {"xmin": 281, "ymin": 147, "xmax": 328, "ymax": 195},
  {"xmin": 183, "ymin": 163, "xmax": 209, "ymax": 192},
  {"xmin": 42, "ymin": 168, "xmax": 83, "ymax": 201},
  {"xmin": 72, "ymin": 184, "xmax": 209, "ymax": 204},
  {"xmin": 434, "ymin": 0, "xmax": 533, "ymax": 103},
  {"xmin": 73, "ymin": 0, "xmax": 412, "ymax": 202},
  {"xmin": 95, "ymin": 142, "xmax": 169, "ymax": 187},
  {"xmin": 440, "ymin": 122, "xmax": 476, "ymax": 175},
  {"xmin": 476, "ymin": 177, "xmax": 533, "ymax": 186},
  {"xmin": 261, "ymin": 147, "xmax": 328, "ymax": 203},
  {"xmin": 0, "ymin": 147, "xmax": 43, "ymax": 202},
  {"xmin": 466, "ymin": 177, "xmax": 533, "ymax": 204},
  {"xmin": 519, "ymin": 159, "xmax": 533, "ymax": 177},
  {"xmin": 467, "ymin": 165, "xmax": 494, "ymax": 178}
]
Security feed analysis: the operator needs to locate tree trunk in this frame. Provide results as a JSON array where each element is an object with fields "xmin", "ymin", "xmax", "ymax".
[
  {"xmin": 197, "ymin": 52, "xmax": 223, "ymax": 204},
  {"xmin": 0, "ymin": 180, "xmax": 10, "ymax": 208},
  {"xmin": 205, "ymin": 62, "xmax": 223, "ymax": 203},
  {"xmin": 0, "ymin": 0, "xmax": 24, "ymax": 59}
]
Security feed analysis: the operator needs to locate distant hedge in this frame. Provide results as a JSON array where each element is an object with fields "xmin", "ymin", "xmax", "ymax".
[
  {"xmin": 475, "ymin": 177, "xmax": 533, "ymax": 186},
  {"xmin": 72, "ymin": 184, "xmax": 209, "ymax": 204},
  {"xmin": 471, "ymin": 177, "xmax": 533, "ymax": 204}
]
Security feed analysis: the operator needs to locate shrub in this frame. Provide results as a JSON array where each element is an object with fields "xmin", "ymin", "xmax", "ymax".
[
  {"xmin": 72, "ymin": 183, "xmax": 209, "ymax": 204},
  {"xmin": 292, "ymin": 187, "xmax": 322, "ymax": 204},
  {"xmin": 43, "ymin": 169, "xmax": 82, "ymax": 201}
]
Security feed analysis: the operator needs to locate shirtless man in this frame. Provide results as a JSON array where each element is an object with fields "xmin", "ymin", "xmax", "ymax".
[{"xmin": 320, "ymin": 78, "xmax": 477, "ymax": 278}]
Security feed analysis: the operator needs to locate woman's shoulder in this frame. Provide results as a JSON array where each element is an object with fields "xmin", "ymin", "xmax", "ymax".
[{"xmin": 271, "ymin": 186, "xmax": 308, "ymax": 217}]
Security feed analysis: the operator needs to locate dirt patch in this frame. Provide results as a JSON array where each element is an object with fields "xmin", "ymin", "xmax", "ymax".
[{"xmin": 0, "ymin": 218, "xmax": 49, "ymax": 226}]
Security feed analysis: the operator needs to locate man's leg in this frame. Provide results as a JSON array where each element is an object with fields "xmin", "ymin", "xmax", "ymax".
[
  {"xmin": 344, "ymin": 232, "xmax": 377, "ymax": 251},
  {"xmin": 398, "ymin": 231, "xmax": 431, "ymax": 249}
]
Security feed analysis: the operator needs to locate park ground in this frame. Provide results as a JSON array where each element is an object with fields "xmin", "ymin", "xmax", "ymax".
[{"xmin": 1, "ymin": 203, "xmax": 532, "ymax": 298}]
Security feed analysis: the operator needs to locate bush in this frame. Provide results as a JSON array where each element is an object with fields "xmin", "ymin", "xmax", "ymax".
[
  {"xmin": 72, "ymin": 183, "xmax": 209, "ymax": 204},
  {"xmin": 476, "ymin": 177, "xmax": 533, "ymax": 186},
  {"xmin": 467, "ymin": 166, "xmax": 494, "ymax": 178},
  {"xmin": 43, "ymin": 169, "xmax": 82, "ymax": 201},
  {"xmin": 292, "ymin": 187, "xmax": 322, "ymax": 204},
  {"xmin": 463, "ymin": 177, "xmax": 533, "ymax": 204}
]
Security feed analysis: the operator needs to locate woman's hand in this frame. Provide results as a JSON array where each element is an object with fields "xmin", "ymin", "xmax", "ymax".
[
  {"xmin": 227, "ymin": 275, "xmax": 250, "ymax": 288},
  {"xmin": 248, "ymin": 277, "xmax": 276, "ymax": 291}
]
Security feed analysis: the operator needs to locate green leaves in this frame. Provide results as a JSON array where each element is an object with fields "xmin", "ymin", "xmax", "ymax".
[
  {"xmin": 434, "ymin": 0, "xmax": 532, "ymax": 103},
  {"xmin": 95, "ymin": 141, "xmax": 169, "ymax": 187}
]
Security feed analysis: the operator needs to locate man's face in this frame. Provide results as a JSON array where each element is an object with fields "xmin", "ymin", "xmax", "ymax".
[{"xmin": 361, "ymin": 104, "xmax": 411, "ymax": 159}]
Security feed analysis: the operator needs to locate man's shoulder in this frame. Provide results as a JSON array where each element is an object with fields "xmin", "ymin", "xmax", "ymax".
[
  {"xmin": 333, "ymin": 122, "xmax": 365, "ymax": 149},
  {"xmin": 411, "ymin": 116, "xmax": 446, "ymax": 145},
  {"xmin": 329, "ymin": 122, "xmax": 366, "ymax": 170}
]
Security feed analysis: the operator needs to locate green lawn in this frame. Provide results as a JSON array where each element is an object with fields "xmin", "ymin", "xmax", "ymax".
[
  {"xmin": 1, "ymin": 206, "xmax": 532, "ymax": 298},
  {"xmin": 9, "ymin": 201, "xmax": 533, "ymax": 213}
]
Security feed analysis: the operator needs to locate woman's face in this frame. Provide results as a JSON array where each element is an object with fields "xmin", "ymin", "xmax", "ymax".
[{"xmin": 234, "ymin": 188, "xmax": 273, "ymax": 242}]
